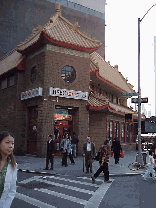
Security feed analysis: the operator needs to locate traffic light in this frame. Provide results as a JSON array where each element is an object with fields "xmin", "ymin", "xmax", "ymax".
[{"xmin": 125, "ymin": 114, "xmax": 133, "ymax": 122}]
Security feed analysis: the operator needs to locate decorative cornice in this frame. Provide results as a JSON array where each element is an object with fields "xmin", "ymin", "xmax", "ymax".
[{"xmin": 46, "ymin": 44, "xmax": 90, "ymax": 58}]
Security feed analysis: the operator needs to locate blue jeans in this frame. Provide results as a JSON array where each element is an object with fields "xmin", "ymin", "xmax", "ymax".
[
  {"xmin": 72, "ymin": 144, "xmax": 77, "ymax": 157},
  {"xmin": 143, "ymin": 164, "xmax": 155, "ymax": 179}
]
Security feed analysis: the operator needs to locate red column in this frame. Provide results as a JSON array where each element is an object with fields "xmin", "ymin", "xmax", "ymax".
[
  {"xmin": 106, "ymin": 115, "xmax": 108, "ymax": 140},
  {"xmin": 113, "ymin": 117, "xmax": 115, "ymax": 141},
  {"xmin": 119, "ymin": 122, "xmax": 121, "ymax": 141},
  {"xmin": 124, "ymin": 123, "xmax": 126, "ymax": 143}
]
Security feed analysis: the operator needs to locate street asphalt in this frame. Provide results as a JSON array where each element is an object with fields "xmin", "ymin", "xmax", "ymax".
[{"xmin": 15, "ymin": 151, "xmax": 147, "ymax": 177}]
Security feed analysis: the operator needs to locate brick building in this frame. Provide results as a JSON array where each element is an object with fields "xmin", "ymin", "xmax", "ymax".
[{"xmin": 0, "ymin": 4, "xmax": 145, "ymax": 157}]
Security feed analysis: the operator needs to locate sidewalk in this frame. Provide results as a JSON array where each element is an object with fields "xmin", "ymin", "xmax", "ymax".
[{"xmin": 15, "ymin": 151, "xmax": 147, "ymax": 177}]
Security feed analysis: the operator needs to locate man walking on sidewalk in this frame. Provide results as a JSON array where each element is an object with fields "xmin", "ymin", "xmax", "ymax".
[
  {"xmin": 83, "ymin": 136, "xmax": 95, "ymax": 173},
  {"xmin": 91, "ymin": 139, "xmax": 112, "ymax": 183},
  {"xmin": 111, "ymin": 137, "xmax": 122, "ymax": 164},
  {"xmin": 44, "ymin": 134, "xmax": 56, "ymax": 170}
]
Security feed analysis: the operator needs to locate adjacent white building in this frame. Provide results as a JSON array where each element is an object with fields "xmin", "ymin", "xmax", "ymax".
[{"xmin": 154, "ymin": 36, "xmax": 156, "ymax": 116}]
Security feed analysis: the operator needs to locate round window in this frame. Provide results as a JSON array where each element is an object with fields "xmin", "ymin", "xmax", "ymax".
[
  {"xmin": 31, "ymin": 66, "xmax": 37, "ymax": 83},
  {"xmin": 61, "ymin": 65, "xmax": 76, "ymax": 83}
]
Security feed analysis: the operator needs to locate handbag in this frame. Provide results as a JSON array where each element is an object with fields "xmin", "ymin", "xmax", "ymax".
[
  {"xmin": 110, "ymin": 151, "xmax": 113, "ymax": 157},
  {"xmin": 120, "ymin": 151, "xmax": 124, "ymax": 158}
]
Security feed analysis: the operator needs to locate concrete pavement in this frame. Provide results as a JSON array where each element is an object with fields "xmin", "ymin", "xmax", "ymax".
[{"xmin": 15, "ymin": 151, "xmax": 147, "ymax": 177}]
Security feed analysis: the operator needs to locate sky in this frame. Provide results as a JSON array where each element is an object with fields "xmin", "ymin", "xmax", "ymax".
[
  {"xmin": 105, "ymin": 0, "xmax": 156, "ymax": 117},
  {"xmin": 69, "ymin": 0, "xmax": 156, "ymax": 116}
]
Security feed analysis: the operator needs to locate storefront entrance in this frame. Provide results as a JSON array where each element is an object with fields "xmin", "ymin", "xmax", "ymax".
[
  {"xmin": 27, "ymin": 106, "xmax": 38, "ymax": 155},
  {"xmin": 54, "ymin": 107, "xmax": 73, "ymax": 155}
]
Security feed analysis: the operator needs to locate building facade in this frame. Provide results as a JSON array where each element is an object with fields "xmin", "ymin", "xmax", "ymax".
[{"xmin": 0, "ymin": 4, "xmax": 145, "ymax": 156}]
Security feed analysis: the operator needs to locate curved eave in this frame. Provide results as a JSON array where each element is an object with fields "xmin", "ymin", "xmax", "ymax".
[
  {"xmin": 89, "ymin": 104, "xmax": 125, "ymax": 116},
  {"xmin": 90, "ymin": 69, "xmax": 126, "ymax": 93},
  {"xmin": 0, "ymin": 54, "xmax": 26, "ymax": 77},
  {"xmin": 89, "ymin": 104, "xmax": 109, "ymax": 111},
  {"xmin": 17, "ymin": 34, "xmax": 44, "ymax": 54},
  {"xmin": 43, "ymin": 32, "xmax": 100, "ymax": 52}
]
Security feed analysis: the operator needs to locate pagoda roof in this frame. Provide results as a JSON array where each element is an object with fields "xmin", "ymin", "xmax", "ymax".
[
  {"xmin": 17, "ymin": 3, "xmax": 102, "ymax": 54},
  {"xmin": 0, "ymin": 49, "xmax": 25, "ymax": 76},
  {"xmin": 88, "ymin": 92, "xmax": 146, "ymax": 120},
  {"xmin": 88, "ymin": 92, "xmax": 133, "ymax": 115},
  {"xmin": 90, "ymin": 52, "xmax": 135, "ymax": 94}
]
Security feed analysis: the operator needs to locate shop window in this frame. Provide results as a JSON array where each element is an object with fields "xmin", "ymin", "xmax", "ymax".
[
  {"xmin": 126, "ymin": 123, "xmax": 129, "ymax": 143},
  {"xmin": 130, "ymin": 124, "xmax": 133, "ymax": 143},
  {"xmin": 8, "ymin": 75, "xmax": 15, "ymax": 87},
  {"xmin": 61, "ymin": 65, "xmax": 76, "ymax": 83},
  {"xmin": 109, "ymin": 93, "xmax": 113, "ymax": 102},
  {"xmin": 121, "ymin": 123, "xmax": 125, "ymax": 143},
  {"xmin": 113, "ymin": 96, "xmax": 118, "ymax": 104},
  {"xmin": 115, "ymin": 121, "xmax": 119, "ymax": 139},
  {"xmin": 54, "ymin": 109, "xmax": 72, "ymax": 122},
  {"xmin": 1, "ymin": 78, "xmax": 7, "ymax": 89},
  {"xmin": 31, "ymin": 66, "xmax": 37, "ymax": 83},
  {"xmin": 107, "ymin": 120, "xmax": 113, "ymax": 141}
]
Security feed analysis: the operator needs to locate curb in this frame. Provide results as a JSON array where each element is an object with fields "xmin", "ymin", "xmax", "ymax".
[
  {"xmin": 18, "ymin": 169, "xmax": 58, "ymax": 176},
  {"xmin": 17, "ymin": 168, "xmax": 144, "ymax": 177}
]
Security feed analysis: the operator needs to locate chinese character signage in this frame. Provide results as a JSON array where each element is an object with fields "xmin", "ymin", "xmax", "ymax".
[
  {"xmin": 21, "ymin": 87, "xmax": 43, "ymax": 100},
  {"xmin": 49, "ymin": 87, "xmax": 88, "ymax": 100}
]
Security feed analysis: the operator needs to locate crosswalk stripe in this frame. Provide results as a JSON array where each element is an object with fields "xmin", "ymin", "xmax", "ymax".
[
  {"xmin": 36, "ymin": 178, "xmax": 95, "ymax": 195},
  {"xmin": 84, "ymin": 179, "xmax": 115, "ymax": 208},
  {"xmin": 42, "ymin": 175, "xmax": 100, "ymax": 187},
  {"xmin": 16, "ymin": 192, "xmax": 55, "ymax": 208},
  {"xmin": 77, "ymin": 176, "xmax": 104, "ymax": 182},
  {"xmin": 34, "ymin": 188, "xmax": 88, "ymax": 205},
  {"xmin": 18, "ymin": 176, "xmax": 41, "ymax": 184}
]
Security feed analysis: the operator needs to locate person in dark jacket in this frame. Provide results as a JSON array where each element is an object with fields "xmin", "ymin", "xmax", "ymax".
[
  {"xmin": 71, "ymin": 132, "xmax": 79, "ymax": 158},
  {"xmin": 44, "ymin": 134, "xmax": 56, "ymax": 170},
  {"xmin": 111, "ymin": 137, "xmax": 122, "ymax": 164},
  {"xmin": 91, "ymin": 139, "xmax": 112, "ymax": 183},
  {"xmin": 83, "ymin": 136, "xmax": 95, "ymax": 173}
]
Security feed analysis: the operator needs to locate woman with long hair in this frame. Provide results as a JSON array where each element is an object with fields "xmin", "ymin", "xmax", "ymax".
[{"xmin": 0, "ymin": 131, "xmax": 17, "ymax": 207}]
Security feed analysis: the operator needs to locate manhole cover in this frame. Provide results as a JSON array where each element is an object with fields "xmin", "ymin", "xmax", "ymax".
[{"xmin": 18, "ymin": 181, "xmax": 54, "ymax": 189}]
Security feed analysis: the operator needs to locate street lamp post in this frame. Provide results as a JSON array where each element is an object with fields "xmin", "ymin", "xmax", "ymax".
[{"xmin": 136, "ymin": 5, "xmax": 156, "ymax": 165}]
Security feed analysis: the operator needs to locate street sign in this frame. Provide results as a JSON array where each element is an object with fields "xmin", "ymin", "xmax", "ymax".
[
  {"xmin": 121, "ymin": 92, "xmax": 138, "ymax": 97},
  {"xmin": 131, "ymin": 97, "xmax": 148, "ymax": 103}
]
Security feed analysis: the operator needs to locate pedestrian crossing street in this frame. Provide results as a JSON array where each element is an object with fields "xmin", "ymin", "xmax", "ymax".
[{"xmin": 16, "ymin": 175, "xmax": 114, "ymax": 208}]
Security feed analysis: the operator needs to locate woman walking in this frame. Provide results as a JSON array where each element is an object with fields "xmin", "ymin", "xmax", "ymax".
[
  {"xmin": 142, "ymin": 150, "xmax": 156, "ymax": 181},
  {"xmin": 0, "ymin": 131, "xmax": 17, "ymax": 207}
]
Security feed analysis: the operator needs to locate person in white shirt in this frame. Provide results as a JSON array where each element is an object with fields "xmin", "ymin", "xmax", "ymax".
[
  {"xmin": 83, "ymin": 136, "xmax": 95, "ymax": 173},
  {"xmin": 142, "ymin": 150, "xmax": 156, "ymax": 181},
  {"xmin": 0, "ymin": 131, "xmax": 17, "ymax": 208}
]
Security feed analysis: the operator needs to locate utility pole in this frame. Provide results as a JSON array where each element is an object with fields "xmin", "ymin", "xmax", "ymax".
[{"xmin": 136, "ymin": 4, "xmax": 156, "ymax": 165}]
